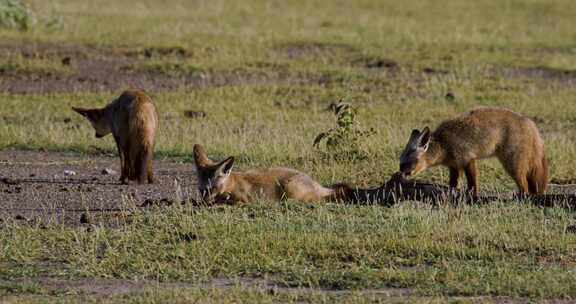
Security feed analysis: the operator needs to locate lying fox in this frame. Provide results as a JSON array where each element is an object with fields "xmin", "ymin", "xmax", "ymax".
[
  {"xmin": 72, "ymin": 90, "xmax": 158, "ymax": 184},
  {"xmin": 193, "ymin": 144, "xmax": 352, "ymax": 203},
  {"xmin": 399, "ymin": 107, "xmax": 548, "ymax": 195}
]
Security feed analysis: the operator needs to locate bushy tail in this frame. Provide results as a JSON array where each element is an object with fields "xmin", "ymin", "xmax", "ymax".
[
  {"xmin": 127, "ymin": 101, "xmax": 157, "ymax": 184},
  {"xmin": 528, "ymin": 154, "xmax": 549, "ymax": 194}
]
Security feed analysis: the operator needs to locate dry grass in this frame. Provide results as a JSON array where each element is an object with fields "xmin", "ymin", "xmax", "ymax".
[{"xmin": 1, "ymin": 0, "xmax": 576, "ymax": 302}]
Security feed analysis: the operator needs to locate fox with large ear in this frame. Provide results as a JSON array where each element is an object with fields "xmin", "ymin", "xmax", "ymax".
[
  {"xmin": 399, "ymin": 127, "xmax": 431, "ymax": 176},
  {"xmin": 193, "ymin": 144, "xmax": 235, "ymax": 202},
  {"xmin": 71, "ymin": 108, "xmax": 110, "ymax": 138},
  {"xmin": 72, "ymin": 90, "xmax": 158, "ymax": 184},
  {"xmin": 193, "ymin": 144, "xmax": 353, "ymax": 204},
  {"xmin": 399, "ymin": 107, "xmax": 548, "ymax": 196}
]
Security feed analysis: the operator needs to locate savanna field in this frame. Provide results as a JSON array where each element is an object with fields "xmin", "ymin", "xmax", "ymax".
[{"xmin": 1, "ymin": 0, "xmax": 576, "ymax": 303}]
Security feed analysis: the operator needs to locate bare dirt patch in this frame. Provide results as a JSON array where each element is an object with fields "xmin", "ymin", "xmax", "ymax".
[
  {"xmin": 0, "ymin": 41, "xmax": 198, "ymax": 94},
  {"xmin": 0, "ymin": 41, "xmax": 338, "ymax": 94},
  {"xmin": 275, "ymin": 41, "xmax": 359, "ymax": 60},
  {"xmin": 121, "ymin": 46, "xmax": 193, "ymax": 59},
  {"xmin": 491, "ymin": 65, "xmax": 576, "ymax": 84},
  {"xmin": 0, "ymin": 40, "xmax": 428, "ymax": 94},
  {"xmin": 275, "ymin": 41, "xmax": 404, "ymax": 71},
  {"xmin": 2, "ymin": 150, "xmax": 574, "ymax": 227},
  {"xmin": 350, "ymin": 56, "xmax": 399, "ymax": 70},
  {"xmin": 2, "ymin": 276, "xmax": 572, "ymax": 303},
  {"xmin": 0, "ymin": 277, "xmax": 188, "ymax": 297},
  {"xmin": 0, "ymin": 150, "xmax": 196, "ymax": 225},
  {"xmin": 0, "ymin": 276, "xmax": 417, "ymax": 301}
]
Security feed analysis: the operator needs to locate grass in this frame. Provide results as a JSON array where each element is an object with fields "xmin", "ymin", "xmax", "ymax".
[
  {"xmin": 0, "ymin": 286, "xmax": 459, "ymax": 304},
  {"xmin": 2, "ymin": 80, "xmax": 576, "ymax": 188},
  {"xmin": 1, "ymin": 201, "xmax": 576, "ymax": 300},
  {"xmin": 0, "ymin": 0, "xmax": 35, "ymax": 31},
  {"xmin": 1, "ymin": 0, "xmax": 576, "ymax": 302},
  {"xmin": 0, "ymin": 53, "xmax": 70, "ymax": 76}
]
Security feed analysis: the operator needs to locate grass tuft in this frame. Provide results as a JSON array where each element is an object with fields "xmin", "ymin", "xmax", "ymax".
[{"xmin": 0, "ymin": 0, "xmax": 35, "ymax": 31}]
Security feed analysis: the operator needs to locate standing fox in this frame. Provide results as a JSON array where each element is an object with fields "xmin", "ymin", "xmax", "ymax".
[
  {"xmin": 399, "ymin": 107, "xmax": 548, "ymax": 195},
  {"xmin": 193, "ymin": 144, "xmax": 351, "ymax": 203},
  {"xmin": 72, "ymin": 90, "xmax": 158, "ymax": 184}
]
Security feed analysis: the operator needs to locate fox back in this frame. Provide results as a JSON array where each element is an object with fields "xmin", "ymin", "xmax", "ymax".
[
  {"xmin": 193, "ymin": 144, "xmax": 345, "ymax": 203},
  {"xmin": 73, "ymin": 90, "xmax": 158, "ymax": 184},
  {"xmin": 400, "ymin": 107, "xmax": 548, "ymax": 194},
  {"xmin": 233, "ymin": 167, "xmax": 334, "ymax": 202},
  {"xmin": 433, "ymin": 107, "xmax": 543, "ymax": 166}
]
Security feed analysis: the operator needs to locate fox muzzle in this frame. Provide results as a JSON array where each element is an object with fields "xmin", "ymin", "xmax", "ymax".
[{"xmin": 399, "ymin": 162, "xmax": 415, "ymax": 175}]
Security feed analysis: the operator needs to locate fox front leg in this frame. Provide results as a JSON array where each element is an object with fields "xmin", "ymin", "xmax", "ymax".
[
  {"xmin": 114, "ymin": 136, "xmax": 129, "ymax": 184},
  {"xmin": 464, "ymin": 160, "xmax": 479, "ymax": 197},
  {"xmin": 449, "ymin": 167, "xmax": 460, "ymax": 189}
]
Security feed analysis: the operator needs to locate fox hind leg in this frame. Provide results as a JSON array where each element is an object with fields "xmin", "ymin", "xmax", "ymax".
[
  {"xmin": 136, "ymin": 149, "xmax": 147, "ymax": 185},
  {"xmin": 500, "ymin": 154, "xmax": 530, "ymax": 194},
  {"xmin": 514, "ymin": 174, "xmax": 530, "ymax": 197},
  {"xmin": 527, "ymin": 175, "xmax": 539, "ymax": 194},
  {"xmin": 147, "ymin": 162, "xmax": 154, "ymax": 184},
  {"xmin": 146, "ymin": 148, "xmax": 154, "ymax": 184},
  {"xmin": 464, "ymin": 159, "xmax": 479, "ymax": 196},
  {"xmin": 114, "ymin": 136, "xmax": 129, "ymax": 184},
  {"xmin": 527, "ymin": 156, "xmax": 548, "ymax": 194}
]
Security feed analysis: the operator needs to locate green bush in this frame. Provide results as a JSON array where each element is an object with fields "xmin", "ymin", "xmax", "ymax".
[
  {"xmin": 313, "ymin": 101, "xmax": 375, "ymax": 161},
  {"xmin": 0, "ymin": 0, "xmax": 35, "ymax": 31}
]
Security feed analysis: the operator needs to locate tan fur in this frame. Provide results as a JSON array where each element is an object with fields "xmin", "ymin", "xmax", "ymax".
[
  {"xmin": 193, "ymin": 144, "xmax": 351, "ymax": 203},
  {"xmin": 399, "ymin": 107, "xmax": 548, "ymax": 195},
  {"xmin": 72, "ymin": 90, "xmax": 158, "ymax": 184}
]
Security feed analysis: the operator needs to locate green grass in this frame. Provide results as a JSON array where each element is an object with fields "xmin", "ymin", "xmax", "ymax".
[
  {"xmin": 0, "ymin": 53, "xmax": 70, "ymax": 76},
  {"xmin": 1, "ymin": 201, "xmax": 576, "ymax": 302},
  {"xmin": 0, "ymin": 286, "xmax": 459, "ymax": 304},
  {"xmin": 1, "ymin": 0, "xmax": 576, "ymax": 302},
  {"xmin": 2, "ymin": 79, "xmax": 576, "ymax": 188},
  {"xmin": 0, "ymin": 0, "xmax": 35, "ymax": 31}
]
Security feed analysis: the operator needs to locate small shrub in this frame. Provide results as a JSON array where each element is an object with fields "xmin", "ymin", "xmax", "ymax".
[
  {"xmin": 313, "ymin": 101, "xmax": 375, "ymax": 161},
  {"xmin": 0, "ymin": 0, "xmax": 35, "ymax": 31}
]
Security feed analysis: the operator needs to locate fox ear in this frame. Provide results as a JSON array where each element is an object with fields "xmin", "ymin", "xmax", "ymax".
[
  {"xmin": 193, "ymin": 144, "xmax": 213, "ymax": 167},
  {"xmin": 419, "ymin": 127, "xmax": 431, "ymax": 150},
  {"xmin": 72, "ymin": 107, "xmax": 102, "ymax": 121},
  {"xmin": 217, "ymin": 157, "xmax": 234, "ymax": 176},
  {"xmin": 409, "ymin": 129, "xmax": 421, "ymax": 140}
]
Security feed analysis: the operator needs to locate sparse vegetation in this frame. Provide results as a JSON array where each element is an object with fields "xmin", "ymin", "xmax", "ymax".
[
  {"xmin": 0, "ymin": 53, "xmax": 70, "ymax": 76},
  {"xmin": 313, "ymin": 101, "xmax": 375, "ymax": 161},
  {"xmin": 0, "ymin": 0, "xmax": 34, "ymax": 30},
  {"xmin": 1, "ymin": 0, "xmax": 576, "ymax": 302}
]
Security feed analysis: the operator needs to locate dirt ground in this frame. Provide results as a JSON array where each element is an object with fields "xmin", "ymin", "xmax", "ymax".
[
  {"xmin": 3, "ymin": 40, "xmax": 573, "ymax": 219},
  {"xmin": 2, "ymin": 150, "xmax": 575, "ymax": 228},
  {"xmin": 2, "ymin": 276, "xmax": 573, "ymax": 303},
  {"xmin": 2, "ymin": 40, "xmax": 574, "ymax": 95},
  {"xmin": 0, "ymin": 40, "xmax": 385, "ymax": 94},
  {"xmin": 0, "ymin": 150, "xmax": 197, "ymax": 226},
  {"xmin": 0, "ymin": 40, "xmax": 295, "ymax": 94}
]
